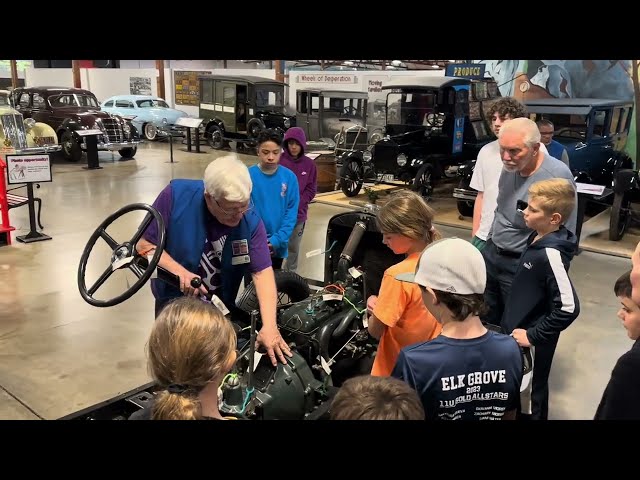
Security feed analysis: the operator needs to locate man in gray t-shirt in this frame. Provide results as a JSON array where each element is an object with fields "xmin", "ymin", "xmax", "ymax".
[{"xmin": 482, "ymin": 118, "xmax": 577, "ymax": 326}]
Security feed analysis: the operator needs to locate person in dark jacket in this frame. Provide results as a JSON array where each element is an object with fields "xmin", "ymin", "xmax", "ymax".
[
  {"xmin": 594, "ymin": 269, "xmax": 640, "ymax": 420},
  {"xmin": 501, "ymin": 178, "xmax": 580, "ymax": 420},
  {"xmin": 279, "ymin": 127, "xmax": 317, "ymax": 272}
]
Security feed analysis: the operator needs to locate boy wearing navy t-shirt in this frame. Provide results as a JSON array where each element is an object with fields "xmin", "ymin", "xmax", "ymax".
[{"xmin": 393, "ymin": 238, "xmax": 523, "ymax": 420}]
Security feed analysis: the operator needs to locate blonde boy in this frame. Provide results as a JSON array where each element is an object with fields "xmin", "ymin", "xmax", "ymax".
[{"xmin": 501, "ymin": 178, "xmax": 580, "ymax": 419}]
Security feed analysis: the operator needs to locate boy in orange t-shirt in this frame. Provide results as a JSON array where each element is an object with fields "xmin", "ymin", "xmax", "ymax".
[{"xmin": 367, "ymin": 191, "xmax": 442, "ymax": 376}]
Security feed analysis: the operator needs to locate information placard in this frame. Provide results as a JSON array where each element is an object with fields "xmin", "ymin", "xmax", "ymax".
[{"xmin": 6, "ymin": 154, "xmax": 52, "ymax": 184}]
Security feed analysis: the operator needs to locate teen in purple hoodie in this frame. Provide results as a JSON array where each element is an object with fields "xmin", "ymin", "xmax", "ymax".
[{"xmin": 279, "ymin": 127, "xmax": 317, "ymax": 272}]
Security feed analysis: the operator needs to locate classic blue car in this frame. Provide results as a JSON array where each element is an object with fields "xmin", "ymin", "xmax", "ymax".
[{"xmin": 101, "ymin": 95, "xmax": 189, "ymax": 141}]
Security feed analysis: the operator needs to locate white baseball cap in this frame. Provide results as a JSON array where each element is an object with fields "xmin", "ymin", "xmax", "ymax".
[{"xmin": 395, "ymin": 238, "xmax": 486, "ymax": 295}]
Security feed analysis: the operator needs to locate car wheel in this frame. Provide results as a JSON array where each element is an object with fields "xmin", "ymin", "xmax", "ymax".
[
  {"xmin": 61, "ymin": 130, "xmax": 82, "ymax": 162},
  {"xmin": 207, "ymin": 125, "xmax": 225, "ymax": 149},
  {"xmin": 143, "ymin": 123, "xmax": 158, "ymax": 141},
  {"xmin": 456, "ymin": 179, "xmax": 475, "ymax": 217},
  {"xmin": 413, "ymin": 163, "xmax": 434, "ymax": 198},
  {"xmin": 119, "ymin": 147, "xmax": 137, "ymax": 158},
  {"xmin": 609, "ymin": 192, "xmax": 631, "ymax": 241},
  {"xmin": 340, "ymin": 158, "xmax": 364, "ymax": 197}
]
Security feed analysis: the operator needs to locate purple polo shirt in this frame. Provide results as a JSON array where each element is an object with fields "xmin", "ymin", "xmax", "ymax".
[{"xmin": 144, "ymin": 184, "xmax": 272, "ymax": 295}]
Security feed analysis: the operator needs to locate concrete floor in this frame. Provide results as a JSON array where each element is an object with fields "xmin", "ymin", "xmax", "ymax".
[{"xmin": 0, "ymin": 140, "xmax": 634, "ymax": 420}]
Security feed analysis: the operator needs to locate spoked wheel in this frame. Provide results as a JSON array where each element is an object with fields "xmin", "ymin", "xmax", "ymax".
[
  {"xmin": 413, "ymin": 163, "xmax": 434, "ymax": 198},
  {"xmin": 77, "ymin": 203, "xmax": 165, "ymax": 307},
  {"xmin": 207, "ymin": 125, "xmax": 225, "ymax": 149},
  {"xmin": 340, "ymin": 158, "xmax": 364, "ymax": 197},
  {"xmin": 609, "ymin": 192, "xmax": 631, "ymax": 241}
]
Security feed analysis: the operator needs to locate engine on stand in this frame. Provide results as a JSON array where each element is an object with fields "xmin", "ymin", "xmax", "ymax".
[{"xmin": 218, "ymin": 219, "xmax": 377, "ymax": 420}]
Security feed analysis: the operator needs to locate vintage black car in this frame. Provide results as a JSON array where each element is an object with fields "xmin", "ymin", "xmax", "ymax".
[
  {"xmin": 198, "ymin": 74, "xmax": 294, "ymax": 150},
  {"xmin": 11, "ymin": 86, "xmax": 140, "ymax": 162},
  {"xmin": 453, "ymin": 98, "xmax": 635, "ymax": 220},
  {"xmin": 338, "ymin": 76, "xmax": 497, "ymax": 198}
]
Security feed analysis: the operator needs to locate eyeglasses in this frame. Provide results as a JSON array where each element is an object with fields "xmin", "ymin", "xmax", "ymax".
[
  {"xmin": 213, "ymin": 197, "xmax": 254, "ymax": 217},
  {"xmin": 539, "ymin": 131, "xmax": 554, "ymax": 136}
]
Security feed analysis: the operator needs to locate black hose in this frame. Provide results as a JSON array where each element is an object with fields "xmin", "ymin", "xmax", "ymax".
[
  {"xmin": 331, "ymin": 307, "xmax": 359, "ymax": 339},
  {"xmin": 336, "ymin": 220, "xmax": 367, "ymax": 281}
]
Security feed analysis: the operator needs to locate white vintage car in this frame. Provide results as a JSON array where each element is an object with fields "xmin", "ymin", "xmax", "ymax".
[{"xmin": 0, "ymin": 89, "xmax": 61, "ymax": 155}]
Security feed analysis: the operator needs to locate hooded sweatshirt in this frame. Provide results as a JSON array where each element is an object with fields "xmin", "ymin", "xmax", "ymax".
[
  {"xmin": 501, "ymin": 225, "xmax": 580, "ymax": 346},
  {"xmin": 279, "ymin": 127, "xmax": 317, "ymax": 224}
]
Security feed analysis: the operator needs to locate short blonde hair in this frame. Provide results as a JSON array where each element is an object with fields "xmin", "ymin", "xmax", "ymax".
[
  {"xmin": 203, "ymin": 155, "xmax": 252, "ymax": 203},
  {"xmin": 528, "ymin": 178, "xmax": 576, "ymax": 222}
]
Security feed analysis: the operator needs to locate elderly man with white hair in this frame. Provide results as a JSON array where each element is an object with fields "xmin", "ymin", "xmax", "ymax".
[
  {"xmin": 481, "ymin": 117, "xmax": 578, "ymax": 328},
  {"xmin": 137, "ymin": 154, "xmax": 292, "ymax": 366}
]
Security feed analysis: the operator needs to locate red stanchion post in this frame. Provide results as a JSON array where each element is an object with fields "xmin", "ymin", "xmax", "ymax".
[{"xmin": 0, "ymin": 158, "xmax": 16, "ymax": 246}]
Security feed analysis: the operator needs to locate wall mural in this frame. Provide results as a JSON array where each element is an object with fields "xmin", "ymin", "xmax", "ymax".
[
  {"xmin": 476, "ymin": 60, "xmax": 637, "ymax": 162},
  {"xmin": 477, "ymin": 60, "xmax": 633, "ymax": 100}
]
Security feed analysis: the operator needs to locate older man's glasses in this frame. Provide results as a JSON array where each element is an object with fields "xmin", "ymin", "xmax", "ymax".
[{"xmin": 214, "ymin": 197, "xmax": 253, "ymax": 217}]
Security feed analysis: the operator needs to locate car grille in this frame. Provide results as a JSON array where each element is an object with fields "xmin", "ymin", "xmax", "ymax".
[
  {"xmin": 372, "ymin": 139, "xmax": 398, "ymax": 165},
  {"xmin": 345, "ymin": 128, "xmax": 368, "ymax": 150},
  {"xmin": 0, "ymin": 113, "xmax": 28, "ymax": 149},
  {"xmin": 100, "ymin": 118, "xmax": 124, "ymax": 143}
]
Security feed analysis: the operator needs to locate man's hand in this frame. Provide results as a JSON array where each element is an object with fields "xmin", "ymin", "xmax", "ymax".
[
  {"xmin": 511, "ymin": 328, "xmax": 531, "ymax": 347},
  {"xmin": 178, "ymin": 268, "xmax": 208, "ymax": 297},
  {"xmin": 267, "ymin": 242, "xmax": 275, "ymax": 256},
  {"xmin": 366, "ymin": 295, "xmax": 378, "ymax": 315},
  {"xmin": 257, "ymin": 325, "xmax": 293, "ymax": 366}
]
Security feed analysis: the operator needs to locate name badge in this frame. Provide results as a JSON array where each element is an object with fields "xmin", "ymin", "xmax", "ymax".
[
  {"xmin": 232, "ymin": 255, "xmax": 251, "ymax": 265},
  {"xmin": 232, "ymin": 239, "xmax": 249, "ymax": 255}
]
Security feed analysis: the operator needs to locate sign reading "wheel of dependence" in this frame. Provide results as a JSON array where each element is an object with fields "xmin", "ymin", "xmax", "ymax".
[{"xmin": 6, "ymin": 154, "xmax": 52, "ymax": 184}]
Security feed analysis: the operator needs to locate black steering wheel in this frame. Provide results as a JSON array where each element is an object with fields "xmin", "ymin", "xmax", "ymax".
[{"xmin": 77, "ymin": 203, "xmax": 165, "ymax": 308}]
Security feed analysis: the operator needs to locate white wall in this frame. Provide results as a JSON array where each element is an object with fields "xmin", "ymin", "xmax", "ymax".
[
  {"xmin": 22, "ymin": 66, "xmax": 277, "ymax": 118},
  {"xmin": 24, "ymin": 68, "xmax": 75, "ymax": 88},
  {"xmin": 86, "ymin": 68, "xmax": 159, "ymax": 102}
]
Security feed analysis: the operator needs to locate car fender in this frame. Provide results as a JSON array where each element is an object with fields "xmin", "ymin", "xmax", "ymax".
[
  {"xmin": 27, "ymin": 122, "xmax": 58, "ymax": 147},
  {"xmin": 340, "ymin": 150, "xmax": 364, "ymax": 164}
]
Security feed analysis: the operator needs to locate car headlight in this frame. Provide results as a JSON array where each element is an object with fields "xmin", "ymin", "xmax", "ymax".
[
  {"xmin": 24, "ymin": 118, "xmax": 36, "ymax": 131},
  {"xmin": 162, "ymin": 118, "xmax": 168, "ymax": 124},
  {"xmin": 397, "ymin": 153, "xmax": 407, "ymax": 166},
  {"xmin": 284, "ymin": 118, "xmax": 291, "ymax": 129},
  {"xmin": 123, "ymin": 122, "xmax": 131, "ymax": 135},
  {"xmin": 363, "ymin": 150, "xmax": 373, "ymax": 162}
]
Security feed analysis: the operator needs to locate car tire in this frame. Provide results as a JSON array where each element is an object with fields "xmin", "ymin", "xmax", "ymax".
[
  {"xmin": 247, "ymin": 118, "xmax": 265, "ymax": 139},
  {"xmin": 609, "ymin": 191, "xmax": 631, "ymax": 241},
  {"xmin": 60, "ymin": 130, "xmax": 83, "ymax": 162},
  {"xmin": 119, "ymin": 147, "xmax": 137, "ymax": 158},
  {"xmin": 340, "ymin": 158, "xmax": 364, "ymax": 197},
  {"xmin": 143, "ymin": 123, "xmax": 158, "ymax": 141},
  {"xmin": 413, "ymin": 163, "xmax": 434, "ymax": 198},
  {"xmin": 456, "ymin": 179, "xmax": 475, "ymax": 217},
  {"xmin": 207, "ymin": 125, "xmax": 226, "ymax": 149}
]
